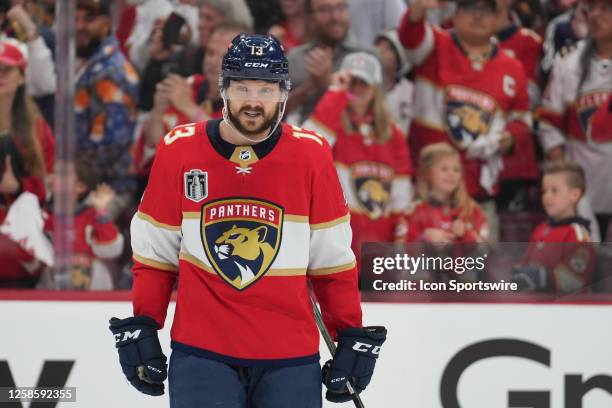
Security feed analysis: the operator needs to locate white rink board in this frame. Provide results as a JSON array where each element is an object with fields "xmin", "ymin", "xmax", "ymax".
[{"xmin": 1, "ymin": 301, "xmax": 612, "ymax": 407}]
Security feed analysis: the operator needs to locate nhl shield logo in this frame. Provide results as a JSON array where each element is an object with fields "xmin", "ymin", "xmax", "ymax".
[
  {"xmin": 201, "ymin": 198, "xmax": 284, "ymax": 290},
  {"xmin": 185, "ymin": 169, "xmax": 208, "ymax": 202}
]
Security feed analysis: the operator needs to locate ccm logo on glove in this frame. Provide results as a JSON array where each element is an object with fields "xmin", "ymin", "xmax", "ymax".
[
  {"xmin": 114, "ymin": 329, "xmax": 142, "ymax": 343},
  {"xmin": 352, "ymin": 342, "xmax": 381, "ymax": 354}
]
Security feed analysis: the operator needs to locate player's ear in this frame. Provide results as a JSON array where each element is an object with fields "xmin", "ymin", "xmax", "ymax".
[
  {"xmin": 254, "ymin": 226, "xmax": 267, "ymax": 242},
  {"xmin": 570, "ymin": 187, "xmax": 582, "ymax": 203}
]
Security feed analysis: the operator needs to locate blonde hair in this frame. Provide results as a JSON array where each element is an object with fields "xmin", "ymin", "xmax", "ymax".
[
  {"xmin": 416, "ymin": 142, "xmax": 477, "ymax": 219},
  {"xmin": 543, "ymin": 160, "xmax": 586, "ymax": 196},
  {"xmin": 340, "ymin": 85, "xmax": 393, "ymax": 143}
]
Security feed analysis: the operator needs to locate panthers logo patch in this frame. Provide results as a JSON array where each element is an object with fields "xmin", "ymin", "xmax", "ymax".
[
  {"xmin": 201, "ymin": 198, "xmax": 283, "ymax": 290},
  {"xmin": 445, "ymin": 86, "xmax": 496, "ymax": 149},
  {"xmin": 351, "ymin": 161, "xmax": 393, "ymax": 220}
]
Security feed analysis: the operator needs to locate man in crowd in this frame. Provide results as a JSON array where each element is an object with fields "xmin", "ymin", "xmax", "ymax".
[
  {"xmin": 75, "ymin": 0, "xmax": 139, "ymax": 216},
  {"xmin": 398, "ymin": 0, "xmax": 533, "ymax": 240},
  {"xmin": 286, "ymin": 0, "xmax": 374, "ymax": 124}
]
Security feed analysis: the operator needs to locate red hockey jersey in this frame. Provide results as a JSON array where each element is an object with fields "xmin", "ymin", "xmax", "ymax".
[
  {"xmin": 497, "ymin": 24, "xmax": 542, "ymax": 181},
  {"xmin": 303, "ymin": 90, "xmax": 413, "ymax": 264},
  {"xmin": 521, "ymin": 217, "xmax": 595, "ymax": 293},
  {"xmin": 405, "ymin": 200, "xmax": 489, "ymax": 243},
  {"xmin": 398, "ymin": 10, "xmax": 533, "ymax": 198},
  {"xmin": 45, "ymin": 205, "xmax": 123, "ymax": 289},
  {"xmin": 131, "ymin": 119, "xmax": 362, "ymax": 366}
]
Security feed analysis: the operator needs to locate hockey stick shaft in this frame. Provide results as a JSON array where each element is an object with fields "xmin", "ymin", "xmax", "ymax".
[{"xmin": 308, "ymin": 283, "xmax": 366, "ymax": 408}]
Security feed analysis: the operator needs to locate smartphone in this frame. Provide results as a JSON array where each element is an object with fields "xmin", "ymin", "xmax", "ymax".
[{"xmin": 162, "ymin": 12, "xmax": 187, "ymax": 50}]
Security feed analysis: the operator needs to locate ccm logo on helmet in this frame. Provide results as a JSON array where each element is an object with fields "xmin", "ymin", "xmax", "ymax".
[
  {"xmin": 352, "ymin": 342, "xmax": 381, "ymax": 355},
  {"xmin": 244, "ymin": 62, "xmax": 269, "ymax": 68}
]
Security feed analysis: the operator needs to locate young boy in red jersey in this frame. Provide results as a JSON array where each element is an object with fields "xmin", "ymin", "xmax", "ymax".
[
  {"xmin": 512, "ymin": 161, "xmax": 595, "ymax": 293},
  {"xmin": 44, "ymin": 156, "xmax": 124, "ymax": 289}
]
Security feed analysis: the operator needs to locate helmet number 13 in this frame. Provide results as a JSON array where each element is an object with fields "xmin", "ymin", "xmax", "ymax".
[{"xmin": 250, "ymin": 46, "xmax": 264, "ymax": 56}]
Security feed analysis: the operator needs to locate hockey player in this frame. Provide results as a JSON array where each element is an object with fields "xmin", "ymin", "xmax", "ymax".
[
  {"xmin": 109, "ymin": 34, "xmax": 386, "ymax": 407},
  {"xmin": 398, "ymin": 0, "xmax": 533, "ymax": 240},
  {"xmin": 512, "ymin": 161, "xmax": 595, "ymax": 293},
  {"xmin": 537, "ymin": 0, "xmax": 612, "ymax": 240}
]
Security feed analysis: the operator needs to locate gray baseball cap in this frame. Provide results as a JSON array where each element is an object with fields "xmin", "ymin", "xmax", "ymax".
[{"xmin": 340, "ymin": 52, "xmax": 383, "ymax": 85}]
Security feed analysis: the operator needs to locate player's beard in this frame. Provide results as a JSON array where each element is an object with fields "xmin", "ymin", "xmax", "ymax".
[{"xmin": 228, "ymin": 103, "xmax": 280, "ymax": 138}]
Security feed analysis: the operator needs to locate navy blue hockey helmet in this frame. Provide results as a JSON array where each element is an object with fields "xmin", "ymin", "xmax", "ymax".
[{"xmin": 220, "ymin": 33, "xmax": 291, "ymax": 90}]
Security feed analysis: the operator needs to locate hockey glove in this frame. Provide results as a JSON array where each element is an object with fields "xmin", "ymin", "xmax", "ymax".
[
  {"xmin": 322, "ymin": 326, "xmax": 387, "ymax": 403},
  {"xmin": 109, "ymin": 316, "xmax": 167, "ymax": 396}
]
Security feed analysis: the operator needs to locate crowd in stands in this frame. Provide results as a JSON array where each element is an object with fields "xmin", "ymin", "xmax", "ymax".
[{"xmin": 0, "ymin": 0, "xmax": 610, "ymax": 293}]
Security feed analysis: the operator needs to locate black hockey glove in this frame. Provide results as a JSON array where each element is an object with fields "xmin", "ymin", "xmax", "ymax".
[
  {"xmin": 109, "ymin": 316, "xmax": 167, "ymax": 396},
  {"xmin": 322, "ymin": 326, "xmax": 387, "ymax": 403}
]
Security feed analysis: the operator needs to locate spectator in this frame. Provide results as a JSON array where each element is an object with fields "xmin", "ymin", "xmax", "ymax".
[
  {"xmin": 268, "ymin": 0, "xmax": 307, "ymax": 53},
  {"xmin": 0, "ymin": 37, "xmax": 54, "ymax": 287},
  {"xmin": 303, "ymin": 52, "xmax": 413, "ymax": 262},
  {"xmin": 124, "ymin": 0, "xmax": 200, "ymax": 73},
  {"xmin": 512, "ymin": 161, "xmax": 595, "ymax": 293},
  {"xmin": 374, "ymin": 29, "xmax": 414, "ymax": 136},
  {"xmin": 541, "ymin": 0, "xmax": 588, "ymax": 75},
  {"xmin": 286, "ymin": 0, "xmax": 375, "ymax": 124},
  {"xmin": 407, "ymin": 142, "xmax": 489, "ymax": 243},
  {"xmin": 495, "ymin": 0, "xmax": 543, "ymax": 107},
  {"xmin": 44, "ymin": 156, "xmax": 124, "ymax": 290},
  {"xmin": 0, "ymin": 3, "xmax": 56, "ymax": 126},
  {"xmin": 75, "ymin": 0, "xmax": 139, "ymax": 216},
  {"xmin": 136, "ymin": 21, "xmax": 247, "ymax": 177},
  {"xmin": 347, "ymin": 0, "xmax": 407, "ymax": 45},
  {"xmin": 398, "ymin": 0, "xmax": 533, "ymax": 241},
  {"xmin": 493, "ymin": 0, "xmax": 542, "ymax": 211},
  {"xmin": 137, "ymin": 0, "xmax": 253, "ymax": 111},
  {"xmin": 537, "ymin": 0, "xmax": 612, "ymax": 241}
]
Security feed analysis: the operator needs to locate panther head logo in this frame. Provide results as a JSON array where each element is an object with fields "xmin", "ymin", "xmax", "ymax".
[
  {"xmin": 214, "ymin": 224, "xmax": 275, "ymax": 286},
  {"xmin": 357, "ymin": 179, "xmax": 389, "ymax": 220},
  {"xmin": 448, "ymin": 105, "xmax": 490, "ymax": 147}
]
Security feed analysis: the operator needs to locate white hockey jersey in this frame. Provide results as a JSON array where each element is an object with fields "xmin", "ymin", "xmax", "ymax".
[{"xmin": 538, "ymin": 40, "xmax": 612, "ymax": 213}]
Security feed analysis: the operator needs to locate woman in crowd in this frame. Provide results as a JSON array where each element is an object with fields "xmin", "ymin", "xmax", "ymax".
[
  {"xmin": 407, "ymin": 142, "xmax": 489, "ymax": 244},
  {"xmin": 0, "ymin": 37, "xmax": 54, "ymax": 287},
  {"xmin": 304, "ymin": 52, "xmax": 413, "ymax": 263}
]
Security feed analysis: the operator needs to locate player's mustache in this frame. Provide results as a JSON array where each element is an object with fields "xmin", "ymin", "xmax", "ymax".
[{"xmin": 239, "ymin": 106, "xmax": 265, "ymax": 115}]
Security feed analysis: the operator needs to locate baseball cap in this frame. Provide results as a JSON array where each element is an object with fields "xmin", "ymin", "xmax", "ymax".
[
  {"xmin": 77, "ymin": 0, "xmax": 111, "ymax": 16},
  {"xmin": 0, "ymin": 39, "xmax": 27, "ymax": 72},
  {"xmin": 340, "ymin": 52, "xmax": 383, "ymax": 85}
]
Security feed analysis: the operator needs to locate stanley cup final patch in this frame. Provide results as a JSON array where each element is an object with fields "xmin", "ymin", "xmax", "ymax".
[
  {"xmin": 201, "ymin": 198, "xmax": 284, "ymax": 291},
  {"xmin": 185, "ymin": 169, "xmax": 208, "ymax": 202}
]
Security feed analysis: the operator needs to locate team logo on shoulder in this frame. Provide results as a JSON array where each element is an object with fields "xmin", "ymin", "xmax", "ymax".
[
  {"xmin": 201, "ymin": 198, "xmax": 284, "ymax": 290},
  {"xmin": 185, "ymin": 170, "xmax": 208, "ymax": 202},
  {"xmin": 445, "ymin": 86, "xmax": 496, "ymax": 149},
  {"xmin": 351, "ymin": 161, "xmax": 393, "ymax": 220}
]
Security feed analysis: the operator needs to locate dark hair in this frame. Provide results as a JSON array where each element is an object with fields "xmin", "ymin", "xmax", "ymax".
[
  {"xmin": 543, "ymin": 160, "xmax": 586, "ymax": 194},
  {"xmin": 11, "ymin": 86, "xmax": 45, "ymax": 177},
  {"xmin": 74, "ymin": 152, "xmax": 104, "ymax": 192}
]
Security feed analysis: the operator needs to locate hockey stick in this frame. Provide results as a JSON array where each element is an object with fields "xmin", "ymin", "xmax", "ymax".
[{"xmin": 308, "ymin": 283, "xmax": 366, "ymax": 408}]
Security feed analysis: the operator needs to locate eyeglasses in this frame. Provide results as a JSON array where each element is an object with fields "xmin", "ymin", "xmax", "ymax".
[{"xmin": 312, "ymin": 3, "xmax": 349, "ymax": 16}]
